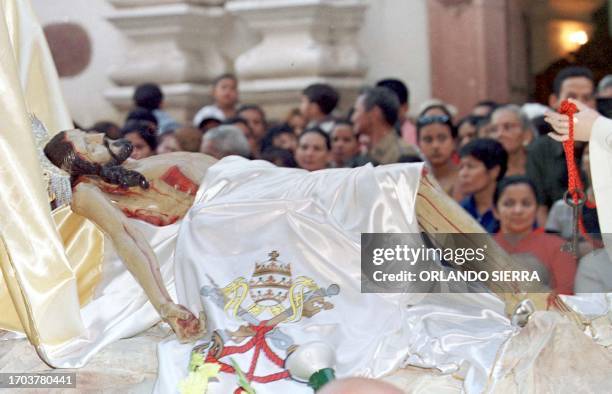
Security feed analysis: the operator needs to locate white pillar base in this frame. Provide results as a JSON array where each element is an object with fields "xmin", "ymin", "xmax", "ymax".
[{"xmin": 227, "ymin": 0, "xmax": 368, "ymax": 120}]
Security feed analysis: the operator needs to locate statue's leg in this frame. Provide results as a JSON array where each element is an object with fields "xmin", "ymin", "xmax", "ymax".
[
  {"xmin": 71, "ymin": 183, "xmax": 206, "ymax": 342},
  {"xmin": 415, "ymin": 171, "xmax": 582, "ymax": 324}
]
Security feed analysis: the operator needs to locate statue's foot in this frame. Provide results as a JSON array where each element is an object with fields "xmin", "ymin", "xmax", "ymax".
[{"xmin": 160, "ymin": 303, "xmax": 207, "ymax": 343}]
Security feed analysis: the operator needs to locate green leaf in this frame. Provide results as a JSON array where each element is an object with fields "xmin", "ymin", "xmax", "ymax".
[{"xmin": 229, "ymin": 358, "xmax": 256, "ymax": 394}]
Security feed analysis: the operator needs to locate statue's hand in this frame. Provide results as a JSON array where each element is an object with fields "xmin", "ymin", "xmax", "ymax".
[
  {"xmin": 160, "ymin": 303, "xmax": 207, "ymax": 343},
  {"xmin": 100, "ymin": 165, "xmax": 149, "ymax": 189}
]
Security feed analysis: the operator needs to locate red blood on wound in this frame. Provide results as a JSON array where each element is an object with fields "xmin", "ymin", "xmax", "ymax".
[{"xmin": 160, "ymin": 165, "xmax": 198, "ymax": 196}]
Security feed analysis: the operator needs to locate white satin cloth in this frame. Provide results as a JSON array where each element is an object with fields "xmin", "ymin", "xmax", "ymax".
[
  {"xmin": 154, "ymin": 157, "xmax": 518, "ymax": 394},
  {"xmin": 590, "ymin": 116, "xmax": 612, "ymax": 260}
]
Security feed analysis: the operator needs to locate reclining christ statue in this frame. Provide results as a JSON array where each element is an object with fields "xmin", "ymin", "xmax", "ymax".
[
  {"xmin": 29, "ymin": 126, "xmax": 612, "ymax": 393},
  {"xmin": 42, "ymin": 128, "xmax": 574, "ymax": 346},
  {"xmin": 43, "ymin": 129, "xmax": 214, "ymax": 342}
]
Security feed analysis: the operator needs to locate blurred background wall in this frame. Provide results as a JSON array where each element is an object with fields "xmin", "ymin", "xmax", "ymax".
[{"xmin": 32, "ymin": 0, "xmax": 612, "ymax": 127}]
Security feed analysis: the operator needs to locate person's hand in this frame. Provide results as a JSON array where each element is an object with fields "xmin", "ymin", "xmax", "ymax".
[{"xmin": 545, "ymin": 99, "xmax": 600, "ymax": 142}]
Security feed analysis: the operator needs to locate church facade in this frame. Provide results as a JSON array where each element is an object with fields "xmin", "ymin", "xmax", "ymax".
[{"xmin": 32, "ymin": 0, "xmax": 607, "ymax": 126}]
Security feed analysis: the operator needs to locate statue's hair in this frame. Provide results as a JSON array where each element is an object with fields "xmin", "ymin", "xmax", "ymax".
[{"xmin": 44, "ymin": 131, "xmax": 101, "ymax": 184}]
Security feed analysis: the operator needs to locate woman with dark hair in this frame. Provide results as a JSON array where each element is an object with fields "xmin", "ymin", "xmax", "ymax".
[
  {"xmin": 493, "ymin": 176, "xmax": 576, "ymax": 294},
  {"xmin": 418, "ymin": 103, "xmax": 453, "ymax": 120},
  {"xmin": 121, "ymin": 120, "xmax": 158, "ymax": 160},
  {"xmin": 294, "ymin": 127, "xmax": 331, "ymax": 171}
]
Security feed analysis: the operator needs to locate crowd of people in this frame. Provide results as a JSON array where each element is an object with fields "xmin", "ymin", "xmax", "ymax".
[{"xmin": 86, "ymin": 66, "xmax": 612, "ymax": 296}]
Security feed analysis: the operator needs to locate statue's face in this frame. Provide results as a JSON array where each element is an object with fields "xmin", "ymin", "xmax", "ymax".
[{"xmin": 65, "ymin": 129, "xmax": 132, "ymax": 165}]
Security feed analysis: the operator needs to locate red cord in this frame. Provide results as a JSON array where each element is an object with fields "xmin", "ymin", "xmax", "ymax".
[
  {"xmin": 558, "ymin": 100, "xmax": 594, "ymax": 238},
  {"xmin": 204, "ymin": 321, "xmax": 291, "ymax": 390}
]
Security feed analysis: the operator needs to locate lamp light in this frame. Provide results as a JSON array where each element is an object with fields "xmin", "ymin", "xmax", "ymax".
[{"xmin": 568, "ymin": 30, "xmax": 588, "ymax": 46}]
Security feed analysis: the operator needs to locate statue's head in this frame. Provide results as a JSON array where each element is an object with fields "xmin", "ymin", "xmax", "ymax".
[
  {"xmin": 44, "ymin": 129, "xmax": 148, "ymax": 189},
  {"xmin": 44, "ymin": 129, "xmax": 132, "ymax": 171}
]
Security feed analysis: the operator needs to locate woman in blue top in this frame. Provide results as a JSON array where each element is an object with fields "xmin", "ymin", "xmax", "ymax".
[{"xmin": 458, "ymin": 138, "xmax": 508, "ymax": 233}]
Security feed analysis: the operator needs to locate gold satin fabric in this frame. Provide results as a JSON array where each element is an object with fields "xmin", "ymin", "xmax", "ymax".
[
  {"xmin": 0, "ymin": 208, "xmax": 103, "ymax": 334},
  {"xmin": 0, "ymin": 0, "xmax": 104, "ymax": 351},
  {"xmin": 49, "ymin": 207, "xmax": 104, "ymax": 307},
  {"xmin": 4, "ymin": 0, "xmax": 72, "ymax": 132}
]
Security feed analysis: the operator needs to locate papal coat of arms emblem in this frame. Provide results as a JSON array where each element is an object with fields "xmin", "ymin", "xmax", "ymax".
[{"xmin": 194, "ymin": 250, "xmax": 340, "ymax": 392}]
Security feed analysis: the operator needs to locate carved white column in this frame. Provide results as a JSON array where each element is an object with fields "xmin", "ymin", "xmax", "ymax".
[
  {"xmin": 227, "ymin": 0, "xmax": 368, "ymax": 119},
  {"xmin": 104, "ymin": 0, "xmax": 228, "ymax": 124}
]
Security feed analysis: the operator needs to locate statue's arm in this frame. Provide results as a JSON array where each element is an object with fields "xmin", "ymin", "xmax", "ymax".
[{"xmin": 70, "ymin": 182, "xmax": 206, "ymax": 342}]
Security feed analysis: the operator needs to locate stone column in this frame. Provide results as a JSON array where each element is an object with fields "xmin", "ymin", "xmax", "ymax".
[
  {"xmin": 226, "ymin": 0, "xmax": 368, "ymax": 119},
  {"xmin": 427, "ymin": 0, "xmax": 511, "ymax": 116},
  {"xmin": 104, "ymin": 0, "xmax": 228, "ymax": 124}
]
